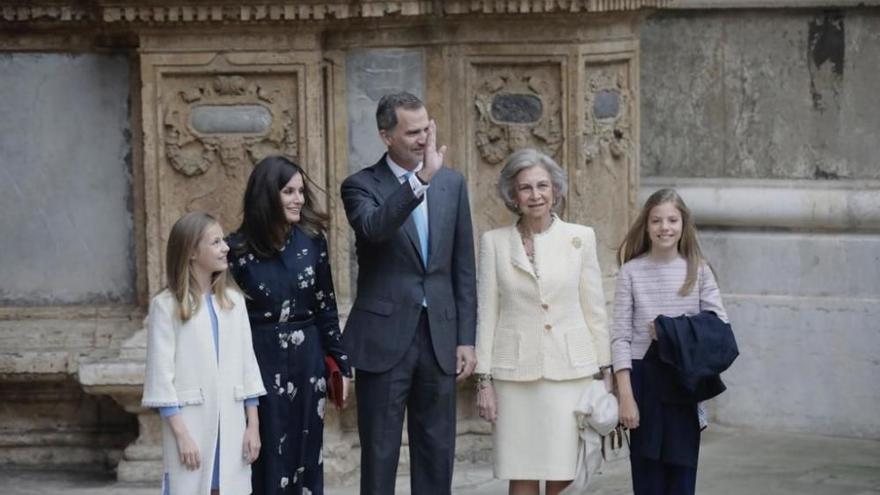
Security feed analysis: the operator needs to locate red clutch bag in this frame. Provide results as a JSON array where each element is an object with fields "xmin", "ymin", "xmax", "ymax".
[{"xmin": 324, "ymin": 356, "xmax": 344, "ymax": 409}]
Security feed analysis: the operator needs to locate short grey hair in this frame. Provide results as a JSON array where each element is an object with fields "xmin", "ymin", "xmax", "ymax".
[
  {"xmin": 497, "ymin": 148, "xmax": 568, "ymax": 214},
  {"xmin": 376, "ymin": 92, "xmax": 424, "ymax": 131}
]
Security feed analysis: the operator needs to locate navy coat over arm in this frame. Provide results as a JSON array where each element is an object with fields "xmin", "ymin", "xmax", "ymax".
[
  {"xmin": 651, "ymin": 310, "xmax": 739, "ymax": 403},
  {"xmin": 632, "ymin": 311, "xmax": 738, "ymax": 468}
]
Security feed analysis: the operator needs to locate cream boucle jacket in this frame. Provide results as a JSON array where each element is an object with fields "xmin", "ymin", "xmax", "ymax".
[
  {"xmin": 475, "ymin": 218, "xmax": 611, "ymax": 381},
  {"xmin": 142, "ymin": 288, "xmax": 266, "ymax": 495}
]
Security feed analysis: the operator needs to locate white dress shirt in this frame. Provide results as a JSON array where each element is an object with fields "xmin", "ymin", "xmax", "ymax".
[{"xmin": 386, "ymin": 155, "xmax": 429, "ymax": 232}]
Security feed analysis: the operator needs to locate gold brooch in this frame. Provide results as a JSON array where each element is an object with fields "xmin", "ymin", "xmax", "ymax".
[{"xmin": 572, "ymin": 237, "xmax": 582, "ymax": 249}]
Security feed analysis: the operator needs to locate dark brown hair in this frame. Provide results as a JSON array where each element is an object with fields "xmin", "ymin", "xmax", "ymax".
[
  {"xmin": 376, "ymin": 92, "xmax": 424, "ymax": 131},
  {"xmin": 236, "ymin": 156, "xmax": 328, "ymax": 258}
]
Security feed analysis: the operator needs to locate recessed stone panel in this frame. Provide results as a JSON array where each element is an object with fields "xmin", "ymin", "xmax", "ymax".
[
  {"xmin": 0, "ymin": 53, "xmax": 133, "ymax": 305},
  {"xmin": 190, "ymin": 105, "xmax": 272, "ymax": 134},
  {"xmin": 490, "ymin": 93, "xmax": 543, "ymax": 123},
  {"xmin": 593, "ymin": 90, "xmax": 620, "ymax": 119},
  {"xmin": 345, "ymin": 48, "xmax": 425, "ymax": 173},
  {"xmin": 154, "ymin": 68, "xmax": 303, "ymax": 285}
]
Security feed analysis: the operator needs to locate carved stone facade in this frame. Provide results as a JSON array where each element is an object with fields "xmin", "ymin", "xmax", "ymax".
[
  {"xmin": 140, "ymin": 47, "xmax": 323, "ymax": 294},
  {"xmin": 0, "ymin": 0, "xmax": 654, "ymax": 485},
  {"xmin": 162, "ymin": 75, "xmax": 297, "ymax": 177},
  {"xmin": 454, "ymin": 42, "xmax": 639, "ymax": 268},
  {"xmin": 577, "ymin": 56, "xmax": 638, "ymax": 269},
  {"xmin": 470, "ymin": 62, "xmax": 564, "ymax": 235},
  {"xmin": 473, "ymin": 68, "xmax": 564, "ymax": 166},
  {"xmin": 1, "ymin": 1, "xmax": 668, "ymax": 24}
]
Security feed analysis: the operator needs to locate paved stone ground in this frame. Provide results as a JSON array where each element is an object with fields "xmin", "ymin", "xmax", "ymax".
[{"xmin": 2, "ymin": 426, "xmax": 878, "ymax": 494}]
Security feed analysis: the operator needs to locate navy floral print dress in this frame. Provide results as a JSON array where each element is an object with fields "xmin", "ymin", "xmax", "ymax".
[{"xmin": 227, "ymin": 226, "xmax": 351, "ymax": 495}]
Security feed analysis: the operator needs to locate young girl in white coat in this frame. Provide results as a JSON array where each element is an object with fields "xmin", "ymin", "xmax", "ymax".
[{"xmin": 143, "ymin": 212, "xmax": 267, "ymax": 495}]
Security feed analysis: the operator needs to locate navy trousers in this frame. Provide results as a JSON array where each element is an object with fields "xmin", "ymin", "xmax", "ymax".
[
  {"xmin": 629, "ymin": 359, "xmax": 700, "ymax": 495},
  {"xmin": 630, "ymin": 453, "xmax": 697, "ymax": 495},
  {"xmin": 354, "ymin": 310, "xmax": 457, "ymax": 495}
]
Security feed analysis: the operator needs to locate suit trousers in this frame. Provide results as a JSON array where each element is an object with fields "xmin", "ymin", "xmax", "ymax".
[
  {"xmin": 630, "ymin": 453, "xmax": 697, "ymax": 495},
  {"xmin": 355, "ymin": 309, "xmax": 457, "ymax": 495}
]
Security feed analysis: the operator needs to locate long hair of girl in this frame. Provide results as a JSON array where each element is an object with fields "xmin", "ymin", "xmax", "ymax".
[
  {"xmin": 617, "ymin": 188, "xmax": 709, "ymax": 296},
  {"xmin": 165, "ymin": 212, "xmax": 235, "ymax": 321},
  {"xmin": 236, "ymin": 155, "xmax": 329, "ymax": 258}
]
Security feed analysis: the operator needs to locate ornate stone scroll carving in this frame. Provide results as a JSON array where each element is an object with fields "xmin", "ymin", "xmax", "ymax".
[
  {"xmin": 162, "ymin": 74, "xmax": 298, "ymax": 178},
  {"xmin": 580, "ymin": 63, "xmax": 633, "ymax": 192},
  {"xmin": 139, "ymin": 51, "xmax": 316, "ymax": 301},
  {"xmin": 0, "ymin": 1, "xmax": 669, "ymax": 26},
  {"xmin": 474, "ymin": 68, "xmax": 562, "ymax": 166},
  {"xmin": 573, "ymin": 59, "xmax": 637, "ymax": 270},
  {"xmin": 470, "ymin": 63, "xmax": 564, "ymax": 236},
  {"xmin": 157, "ymin": 70, "xmax": 301, "ymax": 235}
]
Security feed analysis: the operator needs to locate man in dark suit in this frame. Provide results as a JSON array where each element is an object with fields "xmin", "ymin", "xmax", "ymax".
[{"xmin": 340, "ymin": 92, "xmax": 477, "ymax": 495}]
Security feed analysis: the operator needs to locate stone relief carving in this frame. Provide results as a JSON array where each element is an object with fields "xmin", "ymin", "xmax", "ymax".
[
  {"xmin": 471, "ymin": 63, "xmax": 563, "ymax": 235},
  {"xmin": 159, "ymin": 71, "xmax": 300, "ymax": 230},
  {"xmin": 162, "ymin": 74, "xmax": 298, "ymax": 178},
  {"xmin": 574, "ymin": 61, "xmax": 635, "ymax": 270},
  {"xmin": 579, "ymin": 63, "xmax": 633, "ymax": 195},
  {"xmin": 0, "ymin": 1, "xmax": 670, "ymax": 26},
  {"xmin": 474, "ymin": 68, "xmax": 562, "ymax": 166}
]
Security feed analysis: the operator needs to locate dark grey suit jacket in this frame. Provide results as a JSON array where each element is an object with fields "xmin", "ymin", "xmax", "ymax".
[{"xmin": 340, "ymin": 155, "xmax": 477, "ymax": 374}]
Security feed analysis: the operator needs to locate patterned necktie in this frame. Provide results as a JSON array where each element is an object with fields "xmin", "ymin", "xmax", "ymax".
[{"xmin": 405, "ymin": 172, "xmax": 429, "ymax": 266}]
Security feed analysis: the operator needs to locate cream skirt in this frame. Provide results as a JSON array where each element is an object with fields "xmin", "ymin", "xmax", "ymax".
[{"xmin": 493, "ymin": 377, "xmax": 591, "ymax": 480}]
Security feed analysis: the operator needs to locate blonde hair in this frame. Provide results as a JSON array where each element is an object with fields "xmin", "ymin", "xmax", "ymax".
[
  {"xmin": 618, "ymin": 188, "xmax": 712, "ymax": 297},
  {"xmin": 165, "ymin": 212, "xmax": 235, "ymax": 322}
]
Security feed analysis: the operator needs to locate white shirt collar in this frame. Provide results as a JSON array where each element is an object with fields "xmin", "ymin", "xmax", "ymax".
[{"xmin": 386, "ymin": 154, "xmax": 423, "ymax": 180}]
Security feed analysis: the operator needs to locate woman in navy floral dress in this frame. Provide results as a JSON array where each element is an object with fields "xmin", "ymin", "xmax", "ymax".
[{"xmin": 227, "ymin": 156, "xmax": 351, "ymax": 495}]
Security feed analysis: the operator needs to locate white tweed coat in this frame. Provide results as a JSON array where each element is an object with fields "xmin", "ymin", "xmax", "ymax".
[
  {"xmin": 475, "ymin": 218, "xmax": 611, "ymax": 381},
  {"xmin": 142, "ymin": 288, "xmax": 266, "ymax": 495}
]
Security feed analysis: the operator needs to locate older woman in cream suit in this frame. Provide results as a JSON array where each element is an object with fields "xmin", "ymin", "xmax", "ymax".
[{"xmin": 475, "ymin": 148, "xmax": 612, "ymax": 495}]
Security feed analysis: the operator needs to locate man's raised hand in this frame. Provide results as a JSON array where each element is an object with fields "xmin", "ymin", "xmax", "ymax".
[{"xmin": 417, "ymin": 119, "xmax": 446, "ymax": 183}]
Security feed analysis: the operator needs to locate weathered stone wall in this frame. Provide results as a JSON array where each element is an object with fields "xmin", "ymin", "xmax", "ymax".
[
  {"xmin": 642, "ymin": 9, "xmax": 880, "ymax": 180},
  {"xmin": 345, "ymin": 48, "xmax": 425, "ymax": 175},
  {"xmin": 0, "ymin": 52, "xmax": 141, "ymax": 466},
  {"xmin": 0, "ymin": 378, "xmax": 136, "ymax": 466},
  {"xmin": 640, "ymin": 8, "xmax": 880, "ymax": 438}
]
